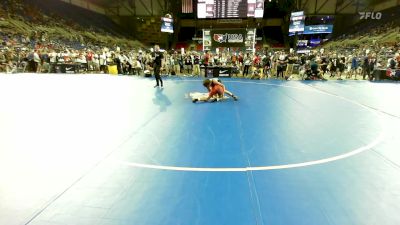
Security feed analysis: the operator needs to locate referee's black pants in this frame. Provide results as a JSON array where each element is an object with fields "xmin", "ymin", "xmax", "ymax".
[{"xmin": 154, "ymin": 66, "xmax": 163, "ymax": 87}]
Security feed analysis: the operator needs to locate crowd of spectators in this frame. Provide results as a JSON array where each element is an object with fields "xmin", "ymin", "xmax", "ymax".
[{"xmin": 2, "ymin": 41, "xmax": 399, "ymax": 81}]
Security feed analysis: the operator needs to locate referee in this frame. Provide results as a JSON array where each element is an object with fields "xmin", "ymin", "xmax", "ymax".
[{"xmin": 152, "ymin": 44, "xmax": 164, "ymax": 88}]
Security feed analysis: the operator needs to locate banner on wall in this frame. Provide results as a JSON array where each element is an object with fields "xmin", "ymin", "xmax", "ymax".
[
  {"xmin": 245, "ymin": 29, "xmax": 256, "ymax": 52},
  {"xmin": 309, "ymin": 38, "xmax": 322, "ymax": 47},
  {"xmin": 211, "ymin": 29, "xmax": 246, "ymax": 47},
  {"xmin": 304, "ymin": 25, "xmax": 333, "ymax": 34},
  {"xmin": 202, "ymin": 29, "xmax": 211, "ymax": 51},
  {"xmin": 297, "ymin": 40, "xmax": 308, "ymax": 47}
]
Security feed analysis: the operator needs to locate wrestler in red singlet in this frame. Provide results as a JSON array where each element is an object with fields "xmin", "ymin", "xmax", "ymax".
[{"xmin": 208, "ymin": 82, "xmax": 224, "ymax": 98}]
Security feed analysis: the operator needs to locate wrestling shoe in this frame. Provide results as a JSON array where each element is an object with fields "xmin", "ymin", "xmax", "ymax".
[
  {"xmin": 192, "ymin": 98, "xmax": 198, "ymax": 103},
  {"xmin": 232, "ymin": 95, "xmax": 239, "ymax": 101}
]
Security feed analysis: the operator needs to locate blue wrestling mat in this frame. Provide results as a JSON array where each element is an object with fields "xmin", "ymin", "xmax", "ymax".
[{"xmin": 0, "ymin": 74, "xmax": 399, "ymax": 225}]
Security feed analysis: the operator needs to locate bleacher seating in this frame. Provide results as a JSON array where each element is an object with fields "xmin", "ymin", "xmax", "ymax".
[
  {"xmin": 135, "ymin": 17, "xmax": 167, "ymax": 46},
  {"xmin": 0, "ymin": 0, "xmax": 144, "ymax": 50},
  {"xmin": 28, "ymin": 0, "xmax": 128, "ymax": 37}
]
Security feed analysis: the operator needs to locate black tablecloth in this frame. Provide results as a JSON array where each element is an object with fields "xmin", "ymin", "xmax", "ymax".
[
  {"xmin": 53, "ymin": 64, "xmax": 85, "ymax": 73},
  {"xmin": 201, "ymin": 66, "xmax": 232, "ymax": 78},
  {"xmin": 374, "ymin": 69, "xmax": 400, "ymax": 81}
]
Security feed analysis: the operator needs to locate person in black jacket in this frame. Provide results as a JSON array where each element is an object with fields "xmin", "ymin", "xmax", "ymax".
[
  {"xmin": 152, "ymin": 45, "xmax": 164, "ymax": 88},
  {"xmin": 112, "ymin": 53, "xmax": 122, "ymax": 74},
  {"xmin": 362, "ymin": 54, "xmax": 375, "ymax": 80},
  {"xmin": 320, "ymin": 55, "xmax": 329, "ymax": 76},
  {"xmin": 368, "ymin": 55, "xmax": 376, "ymax": 81}
]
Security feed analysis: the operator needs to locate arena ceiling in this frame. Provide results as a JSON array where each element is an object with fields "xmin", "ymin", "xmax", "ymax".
[
  {"xmin": 84, "ymin": 0, "xmax": 169, "ymax": 16},
  {"xmin": 87, "ymin": 0, "xmax": 381, "ymax": 8},
  {"xmin": 66, "ymin": 0, "xmax": 396, "ymax": 17}
]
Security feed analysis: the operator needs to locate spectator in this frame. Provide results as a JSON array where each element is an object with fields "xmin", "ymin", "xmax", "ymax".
[
  {"xmin": 243, "ymin": 52, "xmax": 252, "ymax": 77},
  {"xmin": 49, "ymin": 49, "xmax": 57, "ymax": 72},
  {"xmin": 33, "ymin": 49, "xmax": 41, "ymax": 72},
  {"xmin": 203, "ymin": 50, "xmax": 210, "ymax": 77},
  {"xmin": 183, "ymin": 53, "xmax": 192, "ymax": 75},
  {"xmin": 388, "ymin": 54, "xmax": 397, "ymax": 69},
  {"xmin": 192, "ymin": 53, "xmax": 200, "ymax": 77},
  {"xmin": 276, "ymin": 51, "xmax": 288, "ymax": 79}
]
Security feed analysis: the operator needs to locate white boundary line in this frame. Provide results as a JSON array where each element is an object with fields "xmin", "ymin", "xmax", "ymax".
[{"xmin": 115, "ymin": 80, "xmax": 386, "ymax": 172}]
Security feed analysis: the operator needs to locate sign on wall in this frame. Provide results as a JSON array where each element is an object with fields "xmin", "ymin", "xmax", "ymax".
[
  {"xmin": 211, "ymin": 29, "xmax": 246, "ymax": 47},
  {"xmin": 303, "ymin": 25, "xmax": 333, "ymax": 34}
]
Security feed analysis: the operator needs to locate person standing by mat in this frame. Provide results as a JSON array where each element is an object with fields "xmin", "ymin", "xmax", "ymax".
[
  {"xmin": 193, "ymin": 79, "xmax": 238, "ymax": 103},
  {"xmin": 152, "ymin": 44, "xmax": 163, "ymax": 88}
]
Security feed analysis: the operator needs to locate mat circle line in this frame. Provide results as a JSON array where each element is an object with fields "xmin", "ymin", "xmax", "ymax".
[{"xmin": 115, "ymin": 80, "xmax": 385, "ymax": 172}]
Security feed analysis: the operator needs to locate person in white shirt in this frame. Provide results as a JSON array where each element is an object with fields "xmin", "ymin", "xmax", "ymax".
[
  {"xmin": 127, "ymin": 54, "xmax": 135, "ymax": 75},
  {"xmin": 93, "ymin": 53, "xmax": 100, "ymax": 72},
  {"xmin": 49, "ymin": 50, "xmax": 57, "ymax": 63},
  {"xmin": 133, "ymin": 58, "xmax": 142, "ymax": 75},
  {"xmin": 56, "ymin": 52, "xmax": 62, "ymax": 63},
  {"xmin": 63, "ymin": 50, "xmax": 71, "ymax": 63},
  {"xmin": 99, "ymin": 52, "xmax": 107, "ymax": 73},
  {"xmin": 33, "ymin": 50, "xmax": 41, "ymax": 73},
  {"xmin": 220, "ymin": 53, "xmax": 227, "ymax": 66},
  {"xmin": 346, "ymin": 55, "xmax": 353, "ymax": 79},
  {"xmin": 70, "ymin": 51, "xmax": 78, "ymax": 63},
  {"xmin": 192, "ymin": 53, "xmax": 201, "ymax": 77},
  {"xmin": 49, "ymin": 50, "xmax": 57, "ymax": 73},
  {"xmin": 106, "ymin": 52, "xmax": 113, "ymax": 71},
  {"xmin": 172, "ymin": 52, "xmax": 180, "ymax": 75},
  {"xmin": 162, "ymin": 53, "xmax": 171, "ymax": 76},
  {"xmin": 243, "ymin": 53, "xmax": 252, "ymax": 77},
  {"xmin": 79, "ymin": 52, "xmax": 87, "ymax": 72},
  {"xmin": 6, "ymin": 60, "xmax": 17, "ymax": 74},
  {"xmin": 277, "ymin": 51, "xmax": 288, "ymax": 79}
]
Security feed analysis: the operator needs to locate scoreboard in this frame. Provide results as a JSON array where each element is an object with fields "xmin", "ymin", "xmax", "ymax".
[
  {"xmin": 197, "ymin": 0, "xmax": 264, "ymax": 19},
  {"xmin": 161, "ymin": 17, "xmax": 173, "ymax": 33},
  {"xmin": 289, "ymin": 11, "xmax": 305, "ymax": 33}
]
